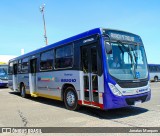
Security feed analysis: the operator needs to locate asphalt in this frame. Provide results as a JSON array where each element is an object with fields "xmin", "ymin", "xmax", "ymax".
[{"xmin": 0, "ymin": 82, "xmax": 159, "ymax": 136}]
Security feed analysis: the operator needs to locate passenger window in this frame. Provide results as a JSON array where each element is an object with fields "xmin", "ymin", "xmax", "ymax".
[
  {"xmin": 21, "ymin": 58, "xmax": 29, "ymax": 73},
  {"xmin": 18, "ymin": 60, "xmax": 22, "ymax": 73},
  {"xmin": 40, "ymin": 50, "xmax": 54, "ymax": 70},
  {"xmin": 8, "ymin": 62, "xmax": 13, "ymax": 74},
  {"xmin": 55, "ymin": 44, "xmax": 73, "ymax": 69}
]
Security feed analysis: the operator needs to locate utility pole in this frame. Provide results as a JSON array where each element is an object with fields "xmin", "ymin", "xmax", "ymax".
[{"xmin": 40, "ymin": 4, "xmax": 48, "ymax": 46}]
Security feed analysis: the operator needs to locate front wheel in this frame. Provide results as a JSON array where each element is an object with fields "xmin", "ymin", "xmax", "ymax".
[{"xmin": 64, "ymin": 87, "xmax": 80, "ymax": 111}]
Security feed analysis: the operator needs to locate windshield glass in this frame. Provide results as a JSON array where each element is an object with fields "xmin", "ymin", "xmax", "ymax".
[
  {"xmin": 105, "ymin": 41, "xmax": 148, "ymax": 80},
  {"xmin": 0, "ymin": 68, "xmax": 8, "ymax": 78}
]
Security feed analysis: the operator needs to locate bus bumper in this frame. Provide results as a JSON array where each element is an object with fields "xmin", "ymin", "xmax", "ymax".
[{"xmin": 103, "ymin": 91, "xmax": 151, "ymax": 110}]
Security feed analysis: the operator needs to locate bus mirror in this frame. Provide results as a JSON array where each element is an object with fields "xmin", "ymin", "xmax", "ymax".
[{"xmin": 106, "ymin": 42, "xmax": 112, "ymax": 54}]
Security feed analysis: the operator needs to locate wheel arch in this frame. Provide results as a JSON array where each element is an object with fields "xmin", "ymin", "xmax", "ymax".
[{"xmin": 61, "ymin": 83, "xmax": 77, "ymax": 101}]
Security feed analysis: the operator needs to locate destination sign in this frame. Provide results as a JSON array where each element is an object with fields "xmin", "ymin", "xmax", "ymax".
[
  {"xmin": 103, "ymin": 29, "xmax": 142, "ymax": 43},
  {"xmin": 110, "ymin": 33, "xmax": 135, "ymax": 42}
]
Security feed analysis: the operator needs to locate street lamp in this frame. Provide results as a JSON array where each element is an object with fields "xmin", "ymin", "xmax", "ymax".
[{"xmin": 40, "ymin": 4, "xmax": 48, "ymax": 46}]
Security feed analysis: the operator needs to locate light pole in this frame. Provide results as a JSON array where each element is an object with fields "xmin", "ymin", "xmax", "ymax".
[{"xmin": 40, "ymin": 4, "xmax": 48, "ymax": 46}]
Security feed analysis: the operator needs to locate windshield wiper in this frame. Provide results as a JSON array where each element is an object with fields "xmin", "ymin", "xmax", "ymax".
[{"xmin": 117, "ymin": 41, "xmax": 137, "ymax": 79}]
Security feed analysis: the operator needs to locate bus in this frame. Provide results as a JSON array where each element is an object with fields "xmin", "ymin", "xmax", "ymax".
[
  {"xmin": 148, "ymin": 64, "xmax": 160, "ymax": 82},
  {"xmin": 8, "ymin": 28, "xmax": 151, "ymax": 110},
  {"xmin": 0, "ymin": 64, "xmax": 8, "ymax": 87}
]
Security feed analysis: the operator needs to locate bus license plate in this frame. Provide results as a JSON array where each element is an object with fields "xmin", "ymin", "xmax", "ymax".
[{"xmin": 134, "ymin": 100, "xmax": 142, "ymax": 105}]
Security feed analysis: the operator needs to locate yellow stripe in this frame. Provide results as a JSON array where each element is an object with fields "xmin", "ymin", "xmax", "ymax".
[
  {"xmin": 37, "ymin": 93, "xmax": 61, "ymax": 101},
  {"xmin": 26, "ymin": 90, "xmax": 30, "ymax": 94},
  {"xmin": 25, "ymin": 90, "xmax": 61, "ymax": 101}
]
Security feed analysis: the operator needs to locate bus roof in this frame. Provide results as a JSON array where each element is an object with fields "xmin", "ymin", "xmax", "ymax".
[{"xmin": 9, "ymin": 28, "xmax": 141, "ymax": 62}]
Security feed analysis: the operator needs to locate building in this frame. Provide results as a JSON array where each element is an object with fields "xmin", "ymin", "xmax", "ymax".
[{"xmin": 0, "ymin": 55, "xmax": 16, "ymax": 64}]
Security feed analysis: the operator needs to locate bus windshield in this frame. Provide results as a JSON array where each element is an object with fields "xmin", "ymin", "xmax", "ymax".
[{"xmin": 105, "ymin": 41, "xmax": 148, "ymax": 80}]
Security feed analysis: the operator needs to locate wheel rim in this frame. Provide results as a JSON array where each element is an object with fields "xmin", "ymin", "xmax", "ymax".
[{"xmin": 66, "ymin": 91, "xmax": 75, "ymax": 107}]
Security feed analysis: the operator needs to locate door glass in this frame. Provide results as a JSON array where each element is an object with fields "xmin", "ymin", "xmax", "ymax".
[
  {"xmin": 31, "ymin": 60, "xmax": 36, "ymax": 73},
  {"xmin": 91, "ymin": 47, "xmax": 98, "ymax": 103},
  {"xmin": 13, "ymin": 64, "xmax": 17, "ymax": 75},
  {"xmin": 91, "ymin": 47, "xmax": 98, "ymax": 74},
  {"xmin": 84, "ymin": 76, "xmax": 89, "ymax": 101},
  {"xmin": 82, "ymin": 47, "xmax": 88, "ymax": 73}
]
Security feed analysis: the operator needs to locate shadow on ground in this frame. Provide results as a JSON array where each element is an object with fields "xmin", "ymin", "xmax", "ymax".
[
  {"xmin": 0, "ymin": 86, "xmax": 8, "ymax": 89},
  {"xmin": 9, "ymin": 91, "xmax": 149, "ymax": 120}
]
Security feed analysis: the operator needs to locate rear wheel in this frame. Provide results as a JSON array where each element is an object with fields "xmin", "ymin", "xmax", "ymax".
[
  {"xmin": 154, "ymin": 77, "xmax": 158, "ymax": 82},
  {"xmin": 20, "ymin": 84, "xmax": 26, "ymax": 98},
  {"xmin": 64, "ymin": 87, "xmax": 80, "ymax": 111}
]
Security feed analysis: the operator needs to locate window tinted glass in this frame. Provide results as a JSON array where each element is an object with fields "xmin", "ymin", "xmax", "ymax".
[
  {"xmin": 55, "ymin": 44, "xmax": 73, "ymax": 69},
  {"xmin": 21, "ymin": 58, "xmax": 28, "ymax": 73},
  {"xmin": 18, "ymin": 60, "xmax": 22, "ymax": 73},
  {"xmin": 40, "ymin": 50, "xmax": 54, "ymax": 70},
  {"xmin": 8, "ymin": 62, "xmax": 13, "ymax": 74}
]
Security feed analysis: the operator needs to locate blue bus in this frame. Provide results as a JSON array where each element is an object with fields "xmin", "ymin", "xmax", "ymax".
[
  {"xmin": 0, "ymin": 64, "xmax": 8, "ymax": 87},
  {"xmin": 148, "ymin": 64, "xmax": 160, "ymax": 82},
  {"xmin": 8, "ymin": 28, "xmax": 151, "ymax": 110}
]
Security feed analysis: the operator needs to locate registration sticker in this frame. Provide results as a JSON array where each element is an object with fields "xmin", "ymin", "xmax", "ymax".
[{"xmin": 134, "ymin": 100, "xmax": 142, "ymax": 105}]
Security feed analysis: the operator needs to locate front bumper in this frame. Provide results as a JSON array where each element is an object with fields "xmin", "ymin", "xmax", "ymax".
[{"xmin": 103, "ymin": 91, "xmax": 151, "ymax": 110}]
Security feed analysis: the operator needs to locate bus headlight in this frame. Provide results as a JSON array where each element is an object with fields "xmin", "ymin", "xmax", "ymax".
[{"xmin": 108, "ymin": 83, "xmax": 122, "ymax": 96}]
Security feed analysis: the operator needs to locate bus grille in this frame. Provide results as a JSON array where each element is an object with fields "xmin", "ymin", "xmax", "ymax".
[
  {"xmin": 125, "ymin": 95, "xmax": 148, "ymax": 105},
  {"xmin": 118, "ymin": 81, "xmax": 148, "ymax": 88}
]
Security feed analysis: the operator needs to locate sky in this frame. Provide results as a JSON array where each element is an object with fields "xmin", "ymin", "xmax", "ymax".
[{"xmin": 0, "ymin": 0, "xmax": 160, "ymax": 64}]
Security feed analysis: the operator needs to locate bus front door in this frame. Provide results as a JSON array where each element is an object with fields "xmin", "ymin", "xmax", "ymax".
[
  {"xmin": 81, "ymin": 44, "xmax": 100, "ymax": 107},
  {"xmin": 13, "ymin": 64, "xmax": 18, "ymax": 91},
  {"xmin": 29, "ymin": 59, "xmax": 37, "ymax": 96}
]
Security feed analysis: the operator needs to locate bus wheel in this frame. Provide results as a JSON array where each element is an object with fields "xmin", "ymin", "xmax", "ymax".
[
  {"xmin": 20, "ymin": 84, "xmax": 26, "ymax": 98},
  {"xmin": 64, "ymin": 87, "xmax": 79, "ymax": 111},
  {"xmin": 154, "ymin": 77, "xmax": 158, "ymax": 82}
]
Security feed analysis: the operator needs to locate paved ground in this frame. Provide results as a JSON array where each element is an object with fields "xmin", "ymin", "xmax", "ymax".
[{"xmin": 0, "ymin": 82, "xmax": 159, "ymax": 136}]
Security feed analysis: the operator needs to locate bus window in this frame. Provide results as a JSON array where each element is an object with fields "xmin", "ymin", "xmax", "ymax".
[
  {"xmin": 55, "ymin": 44, "xmax": 73, "ymax": 69},
  {"xmin": 21, "ymin": 58, "xmax": 29, "ymax": 73},
  {"xmin": 18, "ymin": 60, "xmax": 22, "ymax": 73},
  {"xmin": 40, "ymin": 50, "xmax": 54, "ymax": 70},
  {"xmin": 8, "ymin": 62, "xmax": 13, "ymax": 74}
]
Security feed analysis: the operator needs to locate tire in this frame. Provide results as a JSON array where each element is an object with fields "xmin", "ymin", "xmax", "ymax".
[
  {"xmin": 154, "ymin": 77, "xmax": 158, "ymax": 82},
  {"xmin": 64, "ymin": 87, "xmax": 80, "ymax": 111},
  {"xmin": 20, "ymin": 84, "xmax": 26, "ymax": 98}
]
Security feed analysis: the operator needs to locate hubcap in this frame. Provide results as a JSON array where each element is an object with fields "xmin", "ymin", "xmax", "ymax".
[{"xmin": 66, "ymin": 91, "xmax": 75, "ymax": 107}]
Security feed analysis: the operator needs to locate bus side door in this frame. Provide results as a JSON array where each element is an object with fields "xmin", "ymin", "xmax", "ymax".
[{"xmin": 81, "ymin": 43, "xmax": 102, "ymax": 107}]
